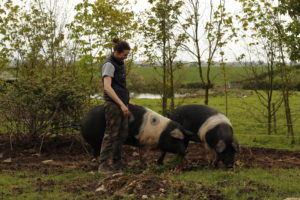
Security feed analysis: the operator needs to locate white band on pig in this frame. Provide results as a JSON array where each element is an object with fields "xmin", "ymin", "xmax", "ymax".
[
  {"xmin": 135, "ymin": 108, "xmax": 170, "ymax": 147},
  {"xmin": 198, "ymin": 113, "xmax": 232, "ymax": 142}
]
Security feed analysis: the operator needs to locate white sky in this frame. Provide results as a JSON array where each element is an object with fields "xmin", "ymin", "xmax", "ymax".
[{"xmin": 9, "ymin": 0, "xmax": 254, "ymax": 62}]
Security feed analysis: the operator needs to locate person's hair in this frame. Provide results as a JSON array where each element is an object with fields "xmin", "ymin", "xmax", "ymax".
[{"xmin": 112, "ymin": 38, "xmax": 131, "ymax": 53}]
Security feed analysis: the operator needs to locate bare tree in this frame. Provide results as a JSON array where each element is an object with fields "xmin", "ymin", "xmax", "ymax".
[
  {"xmin": 236, "ymin": 0, "xmax": 296, "ymax": 137},
  {"xmin": 180, "ymin": 0, "xmax": 235, "ymax": 105},
  {"xmin": 141, "ymin": 0, "xmax": 187, "ymax": 115}
]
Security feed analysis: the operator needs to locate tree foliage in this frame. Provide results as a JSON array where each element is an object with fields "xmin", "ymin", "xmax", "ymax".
[
  {"xmin": 0, "ymin": 0, "xmax": 90, "ymax": 139},
  {"xmin": 278, "ymin": 0, "xmax": 300, "ymax": 62},
  {"xmin": 67, "ymin": 0, "xmax": 137, "ymax": 62}
]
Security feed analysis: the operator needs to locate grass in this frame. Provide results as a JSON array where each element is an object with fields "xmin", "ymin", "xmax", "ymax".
[
  {"xmin": 2, "ymin": 166, "xmax": 300, "ymax": 200},
  {"xmin": 134, "ymin": 66, "xmax": 250, "ymax": 84},
  {"xmin": 133, "ymin": 65, "xmax": 300, "ymax": 85},
  {"xmin": 171, "ymin": 168, "xmax": 300, "ymax": 200},
  {"xmin": 0, "ymin": 168, "xmax": 101, "ymax": 200}
]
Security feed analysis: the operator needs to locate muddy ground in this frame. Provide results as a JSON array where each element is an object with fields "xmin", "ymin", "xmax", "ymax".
[{"xmin": 1, "ymin": 136, "xmax": 300, "ymax": 199}]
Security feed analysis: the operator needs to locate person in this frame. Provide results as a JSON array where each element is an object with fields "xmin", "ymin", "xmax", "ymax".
[{"xmin": 98, "ymin": 38, "xmax": 131, "ymax": 173}]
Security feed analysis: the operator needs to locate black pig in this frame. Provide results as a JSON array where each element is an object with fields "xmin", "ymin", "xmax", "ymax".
[
  {"xmin": 169, "ymin": 104, "xmax": 239, "ymax": 168},
  {"xmin": 81, "ymin": 104, "xmax": 199, "ymax": 165}
]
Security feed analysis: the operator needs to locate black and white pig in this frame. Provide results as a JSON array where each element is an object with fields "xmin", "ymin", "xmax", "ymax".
[
  {"xmin": 169, "ymin": 104, "xmax": 239, "ymax": 168},
  {"xmin": 81, "ymin": 104, "xmax": 199, "ymax": 165}
]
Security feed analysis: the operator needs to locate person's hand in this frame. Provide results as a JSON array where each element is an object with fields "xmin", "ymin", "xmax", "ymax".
[{"xmin": 120, "ymin": 104, "xmax": 131, "ymax": 116}]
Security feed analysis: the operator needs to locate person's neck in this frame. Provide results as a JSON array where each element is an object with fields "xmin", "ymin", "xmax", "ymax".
[{"xmin": 111, "ymin": 53, "xmax": 123, "ymax": 64}]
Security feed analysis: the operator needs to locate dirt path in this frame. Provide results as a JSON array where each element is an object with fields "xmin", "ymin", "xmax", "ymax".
[{"xmin": 1, "ymin": 136, "xmax": 300, "ymax": 171}]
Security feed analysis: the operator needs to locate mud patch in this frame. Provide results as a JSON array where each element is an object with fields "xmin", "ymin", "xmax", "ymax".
[
  {"xmin": 1, "ymin": 136, "xmax": 300, "ymax": 173},
  {"xmin": 185, "ymin": 143, "xmax": 300, "ymax": 169},
  {"xmin": 236, "ymin": 146, "xmax": 300, "ymax": 169},
  {"xmin": 96, "ymin": 173, "xmax": 224, "ymax": 200}
]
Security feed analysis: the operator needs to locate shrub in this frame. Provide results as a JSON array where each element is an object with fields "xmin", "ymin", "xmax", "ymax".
[{"xmin": 0, "ymin": 68, "xmax": 89, "ymax": 140}]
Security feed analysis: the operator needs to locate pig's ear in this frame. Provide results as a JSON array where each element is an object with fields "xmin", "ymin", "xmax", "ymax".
[
  {"xmin": 232, "ymin": 139, "xmax": 239, "ymax": 153},
  {"xmin": 170, "ymin": 129, "xmax": 184, "ymax": 140},
  {"xmin": 183, "ymin": 130, "xmax": 200, "ymax": 142},
  {"xmin": 216, "ymin": 140, "xmax": 226, "ymax": 153}
]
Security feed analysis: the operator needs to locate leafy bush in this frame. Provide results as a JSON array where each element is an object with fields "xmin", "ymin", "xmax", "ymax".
[{"xmin": 0, "ymin": 68, "xmax": 89, "ymax": 140}]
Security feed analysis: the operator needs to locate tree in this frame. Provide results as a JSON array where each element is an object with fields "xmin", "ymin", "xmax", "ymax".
[
  {"xmin": 237, "ymin": 0, "xmax": 296, "ymax": 140},
  {"xmin": 181, "ymin": 0, "xmax": 235, "ymax": 105},
  {"xmin": 67, "ymin": 0, "xmax": 137, "ymax": 98},
  {"xmin": 0, "ymin": 0, "xmax": 70, "ymax": 75},
  {"xmin": 278, "ymin": 0, "xmax": 300, "ymax": 62},
  {"xmin": 141, "ymin": 0, "xmax": 187, "ymax": 115},
  {"xmin": 0, "ymin": 0, "xmax": 89, "ymax": 139}
]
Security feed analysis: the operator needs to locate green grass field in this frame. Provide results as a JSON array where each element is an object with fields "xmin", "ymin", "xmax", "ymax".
[
  {"xmin": 171, "ymin": 168, "xmax": 300, "ymax": 200},
  {"xmin": 134, "ymin": 66, "xmax": 250, "ymax": 84},
  {"xmin": 133, "ymin": 65, "xmax": 300, "ymax": 84}
]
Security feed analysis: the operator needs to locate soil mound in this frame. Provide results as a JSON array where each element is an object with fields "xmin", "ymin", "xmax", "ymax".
[{"xmin": 96, "ymin": 173, "xmax": 224, "ymax": 200}]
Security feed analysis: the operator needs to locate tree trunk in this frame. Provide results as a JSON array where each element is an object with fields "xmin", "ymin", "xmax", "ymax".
[
  {"xmin": 221, "ymin": 54, "xmax": 228, "ymax": 115},
  {"xmin": 272, "ymin": 103, "xmax": 277, "ymax": 134},
  {"xmin": 170, "ymin": 62, "xmax": 175, "ymax": 112},
  {"xmin": 162, "ymin": 18, "xmax": 167, "ymax": 116},
  {"xmin": 204, "ymin": 86, "xmax": 209, "ymax": 105},
  {"xmin": 267, "ymin": 102, "xmax": 272, "ymax": 135},
  {"xmin": 282, "ymin": 89, "xmax": 294, "ymax": 144}
]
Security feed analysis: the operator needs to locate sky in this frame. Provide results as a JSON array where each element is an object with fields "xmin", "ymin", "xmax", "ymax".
[
  {"xmin": 124, "ymin": 0, "xmax": 246, "ymax": 62},
  {"xmin": 9, "ymin": 0, "xmax": 255, "ymax": 63}
]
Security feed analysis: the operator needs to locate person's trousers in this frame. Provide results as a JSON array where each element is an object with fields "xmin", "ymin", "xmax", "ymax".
[{"xmin": 99, "ymin": 101, "xmax": 128, "ymax": 165}]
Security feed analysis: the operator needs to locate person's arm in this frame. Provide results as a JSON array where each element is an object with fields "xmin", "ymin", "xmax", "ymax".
[{"xmin": 103, "ymin": 76, "xmax": 130, "ymax": 116}]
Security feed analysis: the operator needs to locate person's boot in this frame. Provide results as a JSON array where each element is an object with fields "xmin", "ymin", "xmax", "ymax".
[
  {"xmin": 98, "ymin": 162, "xmax": 114, "ymax": 174},
  {"xmin": 112, "ymin": 159, "xmax": 126, "ymax": 172}
]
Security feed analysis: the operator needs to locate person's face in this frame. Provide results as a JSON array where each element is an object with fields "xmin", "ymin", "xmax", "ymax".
[{"xmin": 114, "ymin": 50, "xmax": 130, "ymax": 61}]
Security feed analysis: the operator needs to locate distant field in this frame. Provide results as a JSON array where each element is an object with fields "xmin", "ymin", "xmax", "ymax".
[
  {"xmin": 133, "ymin": 66, "xmax": 251, "ymax": 84},
  {"xmin": 132, "ymin": 65, "xmax": 300, "ymax": 86}
]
